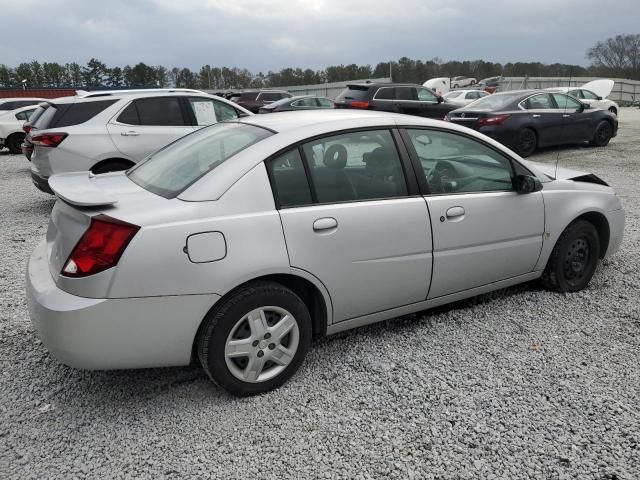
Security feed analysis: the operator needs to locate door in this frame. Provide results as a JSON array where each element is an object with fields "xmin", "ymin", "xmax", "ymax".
[
  {"xmin": 520, "ymin": 93, "xmax": 565, "ymax": 146},
  {"xmin": 549, "ymin": 93, "xmax": 592, "ymax": 142},
  {"xmin": 416, "ymin": 87, "xmax": 449, "ymax": 119},
  {"xmin": 403, "ymin": 128, "xmax": 544, "ymax": 298},
  {"xmin": 267, "ymin": 129, "xmax": 432, "ymax": 322},
  {"xmin": 108, "ymin": 96, "xmax": 195, "ymax": 161},
  {"xmin": 394, "ymin": 86, "xmax": 421, "ymax": 117}
]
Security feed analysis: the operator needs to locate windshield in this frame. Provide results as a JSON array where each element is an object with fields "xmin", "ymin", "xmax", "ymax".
[
  {"xmin": 463, "ymin": 93, "xmax": 518, "ymax": 110},
  {"xmin": 128, "ymin": 122, "xmax": 273, "ymax": 198}
]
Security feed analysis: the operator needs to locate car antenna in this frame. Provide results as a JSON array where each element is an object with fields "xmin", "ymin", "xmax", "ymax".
[{"xmin": 555, "ymin": 66, "xmax": 572, "ymax": 179}]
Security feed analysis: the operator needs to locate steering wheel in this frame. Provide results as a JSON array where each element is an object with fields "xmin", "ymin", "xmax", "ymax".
[{"xmin": 427, "ymin": 161, "xmax": 457, "ymax": 192}]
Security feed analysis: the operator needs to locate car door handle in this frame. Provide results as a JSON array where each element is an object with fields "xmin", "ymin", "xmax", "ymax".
[
  {"xmin": 121, "ymin": 131, "xmax": 140, "ymax": 136},
  {"xmin": 313, "ymin": 217, "xmax": 338, "ymax": 232},
  {"xmin": 532, "ymin": 114, "xmax": 541, "ymax": 118},
  {"xmin": 562, "ymin": 114, "xmax": 571, "ymax": 117},
  {"xmin": 445, "ymin": 206, "xmax": 465, "ymax": 219}
]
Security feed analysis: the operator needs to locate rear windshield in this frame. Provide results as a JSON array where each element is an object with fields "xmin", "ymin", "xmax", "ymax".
[
  {"xmin": 463, "ymin": 93, "xmax": 519, "ymax": 110},
  {"xmin": 336, "ymin": 86, "xmax": 370, "ymax": 101},
  {"xmin": 33, "ymin": 99, "xmax": 117, "ymax": 129},
  {"xmin": 127, "ymin": 122, "xmax": 273, "ymax": 198}
]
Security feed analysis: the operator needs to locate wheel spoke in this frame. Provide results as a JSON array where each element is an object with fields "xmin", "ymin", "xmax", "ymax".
[
  {"xmin": 243, "ymin": 354, "xmax": 266, "ymax": 382},
  {"xmin": 271, "ymin": 314, "xmax": 295, "ymax": 340},
  {"xmin": 225, "ymin": 338, "xmax": 253, "ymax": 359},
  {"xmin": 246, "ymin": 309, "xmax": 268, "ymax": 338},
  {"xmin": 270, "ymin": 345, "xmax": 294, "ymax": 367}
]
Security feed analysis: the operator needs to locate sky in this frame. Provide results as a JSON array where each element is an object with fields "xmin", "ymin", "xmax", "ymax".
[{"xmin": 0, "ymin": 0, "xmax": 638, "ymax": 72}]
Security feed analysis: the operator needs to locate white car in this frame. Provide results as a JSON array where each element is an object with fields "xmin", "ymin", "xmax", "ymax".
[
  {"xmin": 28, "ymin": 90, "xmax": 252, "ymax": 193},
  {"xmin": 443, "ymin": 89, "xmax": 489, "ymax": 106},
  {"xmin": 546, "ymin": 79, "xmax": 619, "ymax": 116},
  {"xmin": 0, "ymin": 105, "xmax": 38, "ymax": 153},
  {"xmin": 451, "ymin": 76, "xmax": 477, "ymax": 88},
  {"xmin": 423, "ymin": 77, "xmax": 450, "ymax": 96}
]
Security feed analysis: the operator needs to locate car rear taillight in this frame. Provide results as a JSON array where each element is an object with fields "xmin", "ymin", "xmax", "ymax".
[
  {"xmin": 478, "ymin": 114, "xmax": 511, "ymax": 126},
  {"xmin": 349, "ymin": 101, "xmax": 369, "ymax": 109},
  {"xmin": 62, "ymin": 215, "xmax": 140, "ymax": 278},
  {"xmin": 23, "ymin": 123, "xmax": 32, "ymax": 133},
  {"xmin": 31, "ymin": 132, "xmax": 68, "ymax": 147}
]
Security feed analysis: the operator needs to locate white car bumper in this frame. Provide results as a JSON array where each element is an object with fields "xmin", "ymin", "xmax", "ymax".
[{"xmin": 26, "ymin": 239, "xmax": 219, "ymax": 370}]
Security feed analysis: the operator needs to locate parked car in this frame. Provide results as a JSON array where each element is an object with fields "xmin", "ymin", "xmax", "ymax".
[
  {"xmin": 26, "ymin": 109, "xmax": 624, "ymax": 396},
  {"xmin": 0, "ymin": 97, "xmax": 45, "ymax": 111},
  {"xmin": 0, "ymin": 105, "xmax": 37, "ymax": 153},
  {"xmin": 258, "ymin": 95, "xmax": 334, "ymax": 113},
  {"xmin": 423, "ymin": 77, "xmax": 450, "ymax": 95},
  {"xmin": 229, "ymin": 90, "xmax": 292, "ymax": 113},
  {"xmin": 546, "ymin": 79, "xmax": 619, "ymax": 116},
  {"xmin": 476, "ymin": 76, "xmax": 502, "ymax": 93},
  {"xmin": 27, "ymin": 91, "xmax": 251, "ymax": 193},
  {"xmin": 335, "ymin": 83, "xmax": 457, "ymax": 119},
  {"xmin": 451, "ymin": 76, "xmax": 477, "ymax": 88},
  {"xmin": 445, "ymin": 90, "xmax": 617, "ymax": 157},
  {"xmin": 442, "ymin": 89, "xmax": 489, "ymax": 106}
]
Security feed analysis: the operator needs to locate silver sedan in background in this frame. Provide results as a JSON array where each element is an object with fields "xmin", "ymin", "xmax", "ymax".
[{"xmin": 27, "ymin": 110, "xmax": 625, "ymax": 395}]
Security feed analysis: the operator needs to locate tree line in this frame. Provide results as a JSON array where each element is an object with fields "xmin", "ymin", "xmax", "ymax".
[{"xmin": 1, "ymin": 34, "xmax": 637, "ymax": 90}]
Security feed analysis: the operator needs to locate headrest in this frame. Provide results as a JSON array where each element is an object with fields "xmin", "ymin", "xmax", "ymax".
[
  {"xmin": 323, "ymin": 144, "xmax": 348, "ymax": 169},
  {"xmin": 365, "ymin": 147, "xmax": 388, "ymax": 166}
]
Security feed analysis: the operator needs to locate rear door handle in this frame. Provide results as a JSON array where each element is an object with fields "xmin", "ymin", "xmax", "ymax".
[
  {"xmin": 313, "ymin": 217, "xmax": 338, "ymax": 232},
  {"xmin": 562, "ymin": 114, "xmax": 571, "ymax": 118},
  {"xmin": 445, "ymin": 206, "xmax": 465, "ymax": 219},
  {"xmin": 121, "ymin": 131, "xmax": 140, "ymax": 136},
  {"xmin": 532, "ymin": 114, "xmax": 541, "ymax": 118}
]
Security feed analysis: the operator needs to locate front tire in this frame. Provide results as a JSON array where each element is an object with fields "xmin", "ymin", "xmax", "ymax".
[
  {"xmin": 197, "ymin": 281, "xmax": 312, "ymax": 396},
  {"xmin": 515, "ymin": 128, "xmax": 537, "ymax": 157},
  {"xmin": 541, "ymin": 220, "xmax": 600, "ymax": 292},
  {"xmin": 589, "ymin": 120, "xmax": 613, "ymax": 147}
]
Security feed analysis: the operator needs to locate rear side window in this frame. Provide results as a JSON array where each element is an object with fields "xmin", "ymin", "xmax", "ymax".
[
  {"xmin": 33, "ymin": 100, "xmax": 117, "ymax": 129},
  {"xmin": 119, "ymin": 97, "xmax": 186, "ymax": 126},
  {"xmin": 374, "ymin": 87, "xmax": 394, "ymax": 100},
  {"xmin": 128, "ymin": 122, "xmax": 272, "ymax": 198},
  {"xmin": 268, "ymin": 149, "xmax": 312, "ymax": 207},
  {"xmin": 523, "ymin": 94, "xmax": 554, "ymax": 110},
  {"xmin": 15, "ymin": 109, "xmax": 35, "ymax": 121},
  {"xmin": 396, "ymin": 87, "xmax": 417, "ymax": 101}
]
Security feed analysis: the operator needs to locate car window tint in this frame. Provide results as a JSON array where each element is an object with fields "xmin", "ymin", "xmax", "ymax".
[
  {"xmin": 302, "ymin": 129, "xmax": 407, "ymax": 203},
  {"xmin": 0, "ymin": 102, "xmax": 17, "ymax": 110},
  {"xmin": 466, "ymin": 92, "xmax": 477, "ymax": 99},
  {"xmin": 292, "ymin": 98, "xmax": 317, "ymax": 107},
  {"xmin": 417, "ymin": 88, "xmax": 437, "ymax": 101},
  {"xmin": 375, "ymin": 87, "xmax": 394, "ymax": 100},
  {"xmin": 396, "ymin": 87, "xmax": 416, "ymax": 101},
  {"xmin": 551, "ymin": 93, "xmax": 582, "ymax": 110},
  {"xmin": 15, "ymin": 111, "xmax": 27, "ymax": 120},
  {"xmin": 568, "ymin": 89, "xmax": 584, "ymax": 99},
  {"xmin": 581, "ymin": 89, "xmax": 599, "ymax": 100},
  {"xmin": 261, "ymin": 92, "xmax": 283, "ymax": 102},
  {"xmin": 524, "ymin": 94, "xmax": 554, "ymax": 110},
  {"xmin": 134, "ymin": 97, "xmax": 186, "ymax": 126},
  {"xmin": 268, "ymin": 149, "xmax": 313, "ymax": 208},
  {"xmin": 51, "ymin": 100, "xmax": 118, "ymax": 128},
  {"xmin": 406, "ymin": 129, "xmax": 513, "ymax": 194},
  {"xmin": 317, "ymin": 98, "xmax": 334, "ymax": 108}
]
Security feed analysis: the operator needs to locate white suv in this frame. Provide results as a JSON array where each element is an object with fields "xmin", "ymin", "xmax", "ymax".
[{"xmin": 28, "ymin": 90, "xmax": 252, "ymax": 193}]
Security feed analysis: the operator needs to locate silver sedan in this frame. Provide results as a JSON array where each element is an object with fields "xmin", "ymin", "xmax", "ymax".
[{"xmin": 26, "ymin": 110, "xmax": 625, "ymax": 395}]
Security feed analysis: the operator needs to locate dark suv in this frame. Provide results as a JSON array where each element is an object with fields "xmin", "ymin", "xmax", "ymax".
[
  {"xmin": 228, "ymin": 90, "xmax": 292, "ymax": 113},
  {"xmin": 334, "ymin": 83, "xmax": 458, "ymax": 119}
]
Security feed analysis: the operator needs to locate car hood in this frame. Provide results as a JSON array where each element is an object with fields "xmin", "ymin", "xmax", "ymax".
[
  {"xmin": 522, "ymin": 160, "xmax": 609, "ymax": 186},
  {"xmin": 581, "ymin": 79, "xmax": 614, "ymax": 99}
]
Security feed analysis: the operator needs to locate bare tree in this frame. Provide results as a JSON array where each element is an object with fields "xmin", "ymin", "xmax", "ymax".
[{"xmin": 587, "ymin": 34, "xmax": 640, "ymax": 77}]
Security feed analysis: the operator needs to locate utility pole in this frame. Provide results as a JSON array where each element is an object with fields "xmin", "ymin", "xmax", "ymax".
[{"xmin": 389, "ymin": 62, "xmax": 392, "ymax": 82}]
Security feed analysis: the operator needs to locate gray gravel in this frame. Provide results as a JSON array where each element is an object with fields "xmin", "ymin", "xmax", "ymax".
[{"xmin": 1, "ymin": 109, "xmax": 639, "ymax": 479}]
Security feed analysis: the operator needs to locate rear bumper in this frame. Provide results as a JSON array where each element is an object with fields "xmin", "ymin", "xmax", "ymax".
[
  {"xmin": 30, "ymin": 171, "xmax": 53, "ymax": 194},
  {"xmin": 26, "ymin": 239, "xmax": 220, "ymax": 370}
]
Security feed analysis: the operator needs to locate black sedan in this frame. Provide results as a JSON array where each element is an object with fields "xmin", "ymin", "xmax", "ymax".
[
  {"xmin": 445, "ymin": 90, "xmax": 618, "ymax": 157},
  {"xmin": 258, "ymin": 95, "xmax": 334, "ymax": 113}
]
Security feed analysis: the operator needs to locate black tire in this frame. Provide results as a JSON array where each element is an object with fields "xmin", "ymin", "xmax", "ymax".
[
  {"xmin": 6, "ymin": 133, "xmax": 25, "ymax": 154},
  {"xmin": 515, "ymin": 128, "xmax": 537, "ymax": 157},
  {"xmin": 541, "ymin": 220, "xmax": 600, "ymax": 293},
  {"xmin": 91, "ymin": 160, "xmax": 134, "ymax": 174},
  {"xmin": 589, "ymin": 120, "xmax": 613, "ymax": 147},
  {"xmin": 197, "ymin": 281, "xmax": 312, "ymax": 396}
]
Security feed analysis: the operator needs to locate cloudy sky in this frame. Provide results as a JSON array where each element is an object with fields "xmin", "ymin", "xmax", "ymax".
[{"xmin": 0, "ymin": 0, "xmax": 638, "ymax": 71}]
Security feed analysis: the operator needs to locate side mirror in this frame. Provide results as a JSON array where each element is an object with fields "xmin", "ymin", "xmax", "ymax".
[
  {"xmin": 514, "ymin": 174, "xmax": 542, "ymax": 193},
  {"xmin": 596, "ymin": 96, "xmax": 602, "ymax": 100}
]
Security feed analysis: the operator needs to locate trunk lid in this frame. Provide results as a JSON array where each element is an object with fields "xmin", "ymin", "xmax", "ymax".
[{"xmin": 581, "ymin": 79, "xmax": 614, "ymax": 99}]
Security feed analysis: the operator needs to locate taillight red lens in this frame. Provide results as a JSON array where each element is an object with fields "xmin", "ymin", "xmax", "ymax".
[
  {"xmin": 31, "ymin": 132, "xmax": 68, "ymax": 147},
  {"xmin": 62, "ymin": 215, "xmax": 140, "ymax": 278},
  {"xmin": 478, "ymin": 114, "xmax": 511, "ymax": 127},
  {"xmin": 23, "ymin": 124, "xmax": 32, "ymax": 133},
  {"xmin": 350, "ymin": 101, "xmax": 369, "ymax": 109}
]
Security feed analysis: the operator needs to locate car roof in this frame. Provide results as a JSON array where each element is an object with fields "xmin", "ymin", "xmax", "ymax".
[{"xmin": 47, "ymin": 90, "xmax": 230, "ymax": 105}]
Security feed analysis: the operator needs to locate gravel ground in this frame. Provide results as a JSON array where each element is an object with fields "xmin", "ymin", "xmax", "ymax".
[{"xmin": 1, "ymin": 110, "xmax": 639, "ymax": 479}]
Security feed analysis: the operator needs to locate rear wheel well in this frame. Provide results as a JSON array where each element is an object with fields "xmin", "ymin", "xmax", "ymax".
[
  {"xmin": 574, "ymin": 212, "xmax": 610, "ymax": 258},
  {"xmin": 608, "ymin": 106, "xmax": 617, "ymax": 115},
  {"xmin": 91, "ymin": 158, "xmax": 135, "ymax": 174},
  {"xmin": 191, "ymin": 274, "xmax": 329, "ymax": 364}
]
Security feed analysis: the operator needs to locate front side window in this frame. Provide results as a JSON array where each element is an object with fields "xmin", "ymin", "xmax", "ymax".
[
  {"xmin": 268, "ymin": 149, "xmax": 312, "ymax": 208},
  {"xmin": 128, "ymin": 123, "xmax": 272, "ymax": 198},
  {"xmin": 302, "ymin": 129, "xmax": 407, "ymax": 203},
  {"xmin": 523, "ymin": 94, "xmax": 554, "ymax": 110},
  {"xmin": 551, "ymin": 93, "xmax": 582, "ymax": 111},
  {"xmin": 406, "ymin": 129, "xmax": 513, "ymax": 194},
  {"xmin": 417, "ymin": 88, "xmax": 437, "ymax": 102}
]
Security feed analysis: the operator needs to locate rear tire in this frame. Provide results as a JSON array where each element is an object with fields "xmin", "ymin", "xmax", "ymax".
[
  {"xmin": 589, "ymin": 120, "xmax": 613, "ymax": 147},
  {"xmin": 541, "ymin": 220, "xmax": 600, "ymax": 293},
  {"xmin": 197, "ymin": 281, "xmax": 312, "ymax": 396},
  {"xmin": 6, "ymin": 133, "xmax": 24, "ymax": 154},
  {"xmin": 515, "ymin": 128, "xmax": 537, "ymax": 157},
  {"xmin": 91, "ymin": 159, "xmax": 134, "ymax": 174}
]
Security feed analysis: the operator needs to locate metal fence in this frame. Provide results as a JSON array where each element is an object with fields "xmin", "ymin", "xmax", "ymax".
[{"xmin": 499, "ymin": 77, "xmax": 640, "ymax": 103}]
